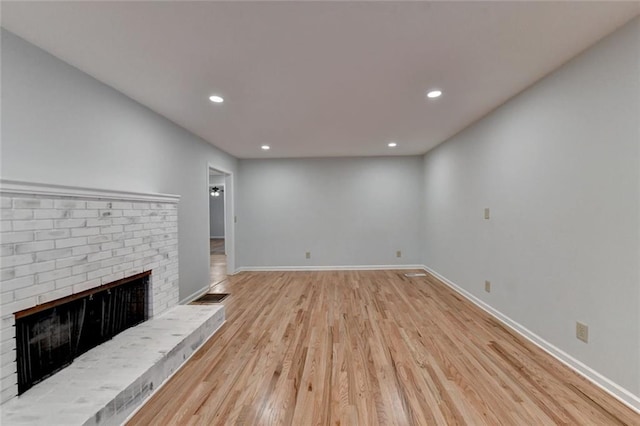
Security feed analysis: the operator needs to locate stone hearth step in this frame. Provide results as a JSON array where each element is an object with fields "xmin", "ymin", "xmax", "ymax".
[{"xmin": 0, "ymin": 304, "xmax": 225, "ymax": 425}]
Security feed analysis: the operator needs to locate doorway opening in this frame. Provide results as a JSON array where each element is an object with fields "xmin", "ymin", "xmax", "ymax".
[{"xmin": 208, "ymin": 167, "xmax": 232, "ymax": 291}]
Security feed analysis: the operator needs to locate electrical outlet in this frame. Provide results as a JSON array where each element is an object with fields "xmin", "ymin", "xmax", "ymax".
[
  {"xmin": 396, "ymin": 250, "xmax": 402, "ymax": 258},
  {"xmin": 485, "ymin": 280, "xmax": 491, "ymax": 293},
  {"xmin": 484, "ymin": 208, "xmax": 490, "ymax": 220},
  {"xmin": 305, "ymin": 251, "xmax": 311, "ymax": 259},
  {"xmin": 576, "ymin": 322, "xmax": 589, "ymax": 343}
]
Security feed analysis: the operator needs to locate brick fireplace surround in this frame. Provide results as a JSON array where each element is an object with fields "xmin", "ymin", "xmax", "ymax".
[{"xmin": 0, "ymin": 180, "xmax": 180, "ymax": 403}]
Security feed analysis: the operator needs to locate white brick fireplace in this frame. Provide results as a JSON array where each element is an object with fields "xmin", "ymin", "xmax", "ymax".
[{"xmin": 0, "ymin": 180, "xmax": 180, "ymax": 403}]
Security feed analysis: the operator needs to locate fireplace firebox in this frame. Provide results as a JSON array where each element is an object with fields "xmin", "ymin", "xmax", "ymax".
[{"xmin": 14, "ymin": 271, "xmax": 151, "ymax": 394}]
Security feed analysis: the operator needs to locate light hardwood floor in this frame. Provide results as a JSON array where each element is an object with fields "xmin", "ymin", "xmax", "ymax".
[
  {"xmin": 209, "ymin": 253, "xmax": 227, "ymax": 288},
  {"xmin": 209, "ymin": 238, "xmax": 227, "ymax": 288},
  {"xmin": 210, "ymin": 238, "xmax": 225, "ymax": 255},
  {"xmin": 128, "ymin": 270, "xmax": 639, "ymax": 425}
]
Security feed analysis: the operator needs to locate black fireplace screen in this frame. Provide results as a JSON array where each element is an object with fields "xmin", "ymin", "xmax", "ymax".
[{"xmin": 15, "ymin": 273, "xmax": 149, "ymax": 394}]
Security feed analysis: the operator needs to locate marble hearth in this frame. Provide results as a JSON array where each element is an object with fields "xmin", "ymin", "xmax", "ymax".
[{"xmin": 0, "ymin": 304, "xmax": 225, "ymax": 425}]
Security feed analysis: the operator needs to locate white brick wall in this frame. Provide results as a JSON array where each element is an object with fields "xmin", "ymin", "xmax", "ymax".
[{"xmin": 0, "ymin": 187, "xmax": 179, "ymax": 403}]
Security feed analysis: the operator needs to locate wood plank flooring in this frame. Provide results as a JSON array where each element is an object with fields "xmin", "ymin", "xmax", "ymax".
[
  {"xmin": 210, "ymin": 238, "xmax": 225, "ymax": 254},
  {"xmin": 128, "ymin": 270, "xmax": 639, "ymax": 425},
  {"xmin": 209, "ymin": 253, "xmax": 227, "ymax": 287}
]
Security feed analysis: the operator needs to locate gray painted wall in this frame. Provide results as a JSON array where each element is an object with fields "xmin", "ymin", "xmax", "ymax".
[
  {"xmin": 1, "ymin": 30, "xmax": 238, "ymax": 302},
  {"xmin": 422, "ymin": 19, "xmax": 639, "ymax": 397},
  {"xmin": 236, "ymin": 157, "xmax": 424, "ymax": 268}
]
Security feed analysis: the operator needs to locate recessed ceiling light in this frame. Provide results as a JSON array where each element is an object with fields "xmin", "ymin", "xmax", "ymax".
[
  {"xmin": 427, "ymin": 90, "xmax": 442, "ymax": 99},
  {"xmin": 209, "ymin": 95, "xmax": 224, "ymax": 103},
  {"xmin": 261, "ymin": 145, "xmax": 270, "ymax": 150},
  {"xmin": 388, "ymin": 142, "xmax": 397, "ymax": 148}
]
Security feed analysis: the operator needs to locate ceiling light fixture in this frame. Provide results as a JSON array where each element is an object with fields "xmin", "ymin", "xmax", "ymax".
[
  {"xmin": 388, "ymin": 142, "xmax": 397, "ymax": 148},
  {"xmin": 261, "ymin": 145, "xmax": 270, "ymax": 150},
  {"xmin": 210, "ymin": 186, "xmax": 223, "ymax": 197},
  {"xmin": 209, "ymin": 95, "xmax": 224, "ymax": 103},
  {"xmin": 427, "ymin": 90, "xmax": 442, "ymax": 99}
]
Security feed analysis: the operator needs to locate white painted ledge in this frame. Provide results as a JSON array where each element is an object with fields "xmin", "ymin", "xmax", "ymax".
[{"xmin": 0, "ymin": 179, "xmax": 180, "ymax": 203}]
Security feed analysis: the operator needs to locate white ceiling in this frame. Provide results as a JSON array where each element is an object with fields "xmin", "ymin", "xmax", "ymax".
[{"xmin": 2, "ymin": 1, "xmax": 638, "ymax": 159}]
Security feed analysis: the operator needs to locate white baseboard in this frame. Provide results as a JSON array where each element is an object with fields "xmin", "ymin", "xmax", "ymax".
[
  {"xmin": 209, "ymin": 236, "xmax": 225, "ymax": 239},
  {"xmin": 235, "ymin": 264, "xmax": 424, "ymax": 273},
  {"xmin": 178, "ymin": 285, "xmax": 210, "ymax": 305},
  {"xmin": 422, "ymin": 265, "xmax": 640, "ymax": 414}
]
